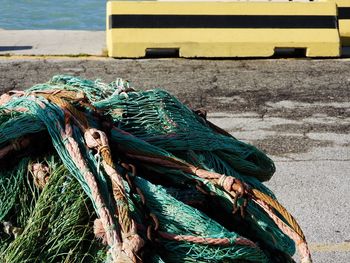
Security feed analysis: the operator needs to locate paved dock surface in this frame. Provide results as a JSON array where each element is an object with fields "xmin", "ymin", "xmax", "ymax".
[
  {"xmin": 0, "ymin": 30, "xmax": 105, "ymax": 55},
  {"xmin": 0, "ymin": 47, "xmax": 349, "ymax": 262}
]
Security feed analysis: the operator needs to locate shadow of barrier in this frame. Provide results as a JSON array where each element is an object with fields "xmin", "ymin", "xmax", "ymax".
[
  {"xmin": 0, "ymin": 46, "xmax": 33, "ymax": 52},
  {"xmin": 106, "ymin": 1, "xmax": 343, "ymax": 58}
]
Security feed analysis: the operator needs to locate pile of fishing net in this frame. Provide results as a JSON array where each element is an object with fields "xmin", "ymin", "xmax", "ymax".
[{"xmin": 0, "ymin": 76, "xmax": 311, "ymax": 263}]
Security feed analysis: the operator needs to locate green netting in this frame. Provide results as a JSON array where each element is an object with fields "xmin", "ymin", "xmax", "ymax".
[
  {"xmin": 109, "ymin": 126, "xmax": 295, "ymax": 256},
  {"xmin": 0, "ymin": 159, "xmax": 27, "ymax": 221},
  {"xmin": 0, "ymin": 75, "xmax": 307, "ymax": 263},
  {"xmin": 132, "ymin": 176, "xmax": 269, "ymax": 263},
  {"xmin": 2, "ymin": 158, "xmax": 105, "ymax": 263},
  {"xmin": 94, "ymin": 89, "xmax": 275, "ymax": 182}
]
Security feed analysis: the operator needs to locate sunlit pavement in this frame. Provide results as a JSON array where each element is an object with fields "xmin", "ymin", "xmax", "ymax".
[{"xmin": 0, "ymin": 52, "xmax": 349, "ymax": 263}]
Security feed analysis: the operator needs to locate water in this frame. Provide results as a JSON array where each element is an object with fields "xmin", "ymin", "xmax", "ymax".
[{"xmin": 0, "ymin": 0, "xmax": 106, "ymax": 30}]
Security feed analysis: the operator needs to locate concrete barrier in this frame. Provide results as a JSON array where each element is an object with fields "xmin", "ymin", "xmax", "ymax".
[
  {"xmin": 336, "ymin": 0, "xmax": 350, "ymax": 46},
  {"xmin": 106, "ymin": 1, "xmax": 340, "ymax": 58}
]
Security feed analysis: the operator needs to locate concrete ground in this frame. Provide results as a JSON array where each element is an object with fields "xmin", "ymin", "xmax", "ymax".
[
  {"xmin": 0, "ymin": 31, "xmax": 349, "ymax": 263},
  {"xmin": 0, "ymin": 30, "xmax": 105, "ymax": 55}
]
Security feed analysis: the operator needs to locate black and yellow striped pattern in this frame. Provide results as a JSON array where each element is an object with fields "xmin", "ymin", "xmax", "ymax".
[
  {"xmin": 106, "ymin": 1, "xmax": 341, "ymax": 57},
  {"xmin": 337, "ymin": 0, "xmax": 350, "ymax": 45}
]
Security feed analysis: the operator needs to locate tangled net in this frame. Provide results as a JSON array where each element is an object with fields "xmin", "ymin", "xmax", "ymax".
[{"xmin": 0, "ymin": 76, "xmax": 312, "ymax": 263}]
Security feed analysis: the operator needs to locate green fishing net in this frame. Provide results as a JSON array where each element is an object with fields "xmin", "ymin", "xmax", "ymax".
[{"xmin": 0, "ymin": 75, "xmax": 306, "ymax": 263}]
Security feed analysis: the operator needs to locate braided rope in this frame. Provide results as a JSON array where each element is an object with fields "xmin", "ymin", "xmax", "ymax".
[
  {"xmin": 43, "ymin": 94, "xmax": 89, "ymax": 129},
  {"xmin": 251, "ymin": 188, "xmax": 305, "ymax": 240},
  {"xmin": 0, "ymin": 91, "xmax": 25, "ymax": 105},
  {"xmin": 59, "ymin": 117, "xmax": 120, "ymax": 248},
  {"xmin": 122, "ymin": 152, "xmax": 312, "ymax": 262},
  {"xmin": 84, "ymin": 128, "xmax": 144, "ymax": 263},
  {"xmin": 254, "ymin": 198, "xmax": 312, "ymax": 262},
  {"xmin": 33, "ymin": 89, "xmax": 86, "ymax": 101},
  {"xmin": 158, "ymin": 231, "xmax": 257, "ymax": 248},
  {"xmin": 30, "ymin": 98, "xmax": 124, "ymax": 261},
  {"xmin": 36, "ymin": 92, "xmax": 144, "ymax": 262},
  {"xmin": 2, "ymin": 86, "xmax": 310, "ymax": 262},
  {"xmin": 0, "ymin": 137, "xmax": 30, "ymax": 159}
]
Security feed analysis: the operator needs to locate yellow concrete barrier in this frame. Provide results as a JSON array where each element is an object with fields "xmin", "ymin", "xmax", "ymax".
[
  {"xmin": 106, "ymin": 1, "xmax": 340, "ymax": 58},
  {"xmin": 336, "ymin": 0, "xmax": 350, "ymax": 46}
]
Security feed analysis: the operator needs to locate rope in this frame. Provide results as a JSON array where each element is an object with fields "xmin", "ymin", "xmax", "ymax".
[
  {"xmin": 43, "ymin": 93, "xmax": 89, "ymax": 130},
  {"xmin": 158, "ymin": 231, "xmax": 257, "ymax": 248},
  {"xmin": 28, "ymin": 162, "xmax": 50, "ymax": 189},
  {"xmin": 0, "ymin": 75, "xmax": 312, "ymax": 263},
  {"xmin": 254, "ymin": 198, "xmax": 312, "ymax": 262},
  {"xmin": 49, "ymin": 109, "xmax": 121, "ymax": 251},
  {"xmin": 251, "ymin": 188, "xmax": 305, "ymax": 240},
  {"xmin": 0, "ymin": 137, "xmax": 30, "ymax": 159},
  {"xmin": 84, "ymin": 128, "xmax": 144, "ymax": 262},
  {"xmin": 121, "ymin": 151, "xmax": 311, "ymax": 260}
]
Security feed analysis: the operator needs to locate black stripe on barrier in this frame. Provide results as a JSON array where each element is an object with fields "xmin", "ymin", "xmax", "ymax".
[
  {"xmin": 339, "ymin": 7, "xmax": 350, "ymax": 19},
  {"xmin": 109, "ymin": 15, "xmax": 337, "ymax": 29}
]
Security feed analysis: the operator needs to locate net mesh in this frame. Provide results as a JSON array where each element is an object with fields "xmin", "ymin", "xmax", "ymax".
[{"xmin": 0, "ymin": 75, "xmax": 310, "ymax": 263}]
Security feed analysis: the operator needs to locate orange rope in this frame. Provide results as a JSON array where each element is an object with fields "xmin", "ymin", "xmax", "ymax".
[
  {"xmin": 33, "ymin": 92, "xmax": 311, "ymax": 263},
  {"xmin": 85, "ymin": 128, "xmax": 145, "ymax": 263},
  {"xmin": 251, "ymin": 188, "xmax": 305, "ymax": 240},
  {"xmin": 158, "ymin": 231, "xmax": 257, "ymax": 248},
  {"xmin": 44, "ymin": 94, "xmax": 89, "ymax": 130}
]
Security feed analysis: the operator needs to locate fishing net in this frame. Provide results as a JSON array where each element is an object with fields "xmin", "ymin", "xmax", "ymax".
[
  {"xmin": 3, "ymin": 157, "xmax": 105, "ymax": 263},
  {"xmin": 0, "ymin": 75, "xmax": 312, "ymax": 263}
]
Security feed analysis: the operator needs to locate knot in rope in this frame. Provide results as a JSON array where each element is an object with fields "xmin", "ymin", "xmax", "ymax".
[
  {"xmin": 218, "ymin": 174, "xmax": 236, "ymax": 193},
  {"xmin": 29, "ymin": 162, "xmax": 50, "ymax": 189},
  {"xmin": 93, "ymin": 218, "xmax": 108, "ymax": 245},
  {"xmin": 107, "ymin": 244, "xmax": 127, "ymax": 263},
  {"xmin": 84, "ymin": 128, "xmax": 109, "ymax": 150},
  {"xmin": 98, "ymin": 145, "xmax": 110, "ymax": 156},
  {"xmin": 218, "ymin": 174, "xmax": 248, "ymax": 217},
  {"xmin": 218, "ymin": 174, "xmax": 247, "ymax": 196},
  {"xmin": 121, "ymin": 232, "xmax": 145, "ymax": 263}
]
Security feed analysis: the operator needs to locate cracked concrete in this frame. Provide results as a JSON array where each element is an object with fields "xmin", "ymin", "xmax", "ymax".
[{"xmin": 0, "ymin": 57, "xmax": 349, "ymax": 262}]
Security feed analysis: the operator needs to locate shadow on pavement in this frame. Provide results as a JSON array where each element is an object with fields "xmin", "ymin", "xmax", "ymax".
[
  {"xmin": 0, "ymin": 46, "xmax": 33, "ymax": 52},
  {"xmin": 342, "ymin": 47, "xmax": 350, "ymax": 58}
]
